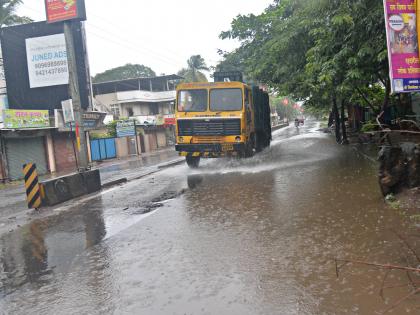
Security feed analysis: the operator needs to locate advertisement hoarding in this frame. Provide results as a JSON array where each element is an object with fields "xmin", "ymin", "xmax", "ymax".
[
  {"xmin": 384, "ymin": 0, "xmax": 420, "ymax": 93},
  {"xmin": 26, "ymin": 34, "xmax": 69, "ymax": 89},
  {"xmin": 116, "ymin": 120, "xmax": 136, "ymax": 138},
  {"xmin": 3, "ymin": 109, "xmax": 50, "ymax": 129},
  {"xmin": 45, "ymin": 0, "xmax": 86, "ymax": 23}
]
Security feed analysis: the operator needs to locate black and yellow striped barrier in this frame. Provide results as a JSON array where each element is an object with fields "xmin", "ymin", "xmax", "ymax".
[{"xmin": 23, "ymin": 163, "xmax": 42, "ymax": 210}]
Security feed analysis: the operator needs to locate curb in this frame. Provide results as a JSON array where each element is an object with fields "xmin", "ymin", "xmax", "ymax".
[
  {"xmin": 157, "ymin": 158, "xmax": 185, "ymax": 169},
  {"xmin": 272, "ymin": 124, "xmax": 289, "ymax": 131},
  {"xmin": 101, "ymin": 177, "xmax": 128, "ymax": 189}
]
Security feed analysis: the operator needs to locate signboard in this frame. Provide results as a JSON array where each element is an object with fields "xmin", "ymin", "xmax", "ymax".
[
  {"xmin": 1, "ymin": 21, "xmax": 91, "ymax": 111},
  {"xmin": 116, "ymin": 120, "xmax": 136, "ymax": 138},
  {"xmin": 54, "ymin": 109, "xmax": 105, "ymax": 131},
  {"xmin": 164, "ymin": 117, "xmax": 176, "ymax": 126},
  {"xmin": 26, "ymin": 34, "xmax": 69, "ymax": 89},
  {"xmin": 45, "ymin": 0, "xmax": 87, "ymax": 23},
  {"xmin": 384, "ymin": 1, "xmax": 420, "ymax": 93},
  {"xmin": 61, "ymin": 99, "xmax": 74, "ymax": 123},
  {"xmin": 3, "ymin": 109, "xmax": 50, "ymax": 129}
]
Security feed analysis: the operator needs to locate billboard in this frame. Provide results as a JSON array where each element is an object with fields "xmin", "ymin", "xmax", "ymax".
[
  {"xmin": 26, "ymin": 34, "xmax": 69, "ymax": 88},
  {"xmin": 3, "ymin": 109, "xmax": 50, "ymax": 129},
  {"xmin": 45, "ymin": 0, "xmax": 86, "ymax": 23},
  {"xmin": 0, "ymin": 21, "xmax": 91, "ymax": 111},
  {"xmin": 116, "ymin": 120, "xmax": 136, "ymax": 138},
  {"xmin": 384, "ymin": 0, "xmax": 420, "ymax": 93}
]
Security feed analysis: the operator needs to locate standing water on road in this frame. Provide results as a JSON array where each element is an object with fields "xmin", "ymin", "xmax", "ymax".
[{"xmin": 0, "ymin": 121, "xmax": 418, "ymax": 314}]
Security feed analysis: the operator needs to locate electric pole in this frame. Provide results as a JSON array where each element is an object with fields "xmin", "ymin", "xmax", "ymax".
[{"xmin": 63, "ymin": 21, "xmax": 89, "ymax": 170}]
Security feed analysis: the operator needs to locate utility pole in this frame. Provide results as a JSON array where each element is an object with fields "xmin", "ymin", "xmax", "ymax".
[{"xmin": 64, "ymin": 21, "xmax": 88, "ymax": 170}]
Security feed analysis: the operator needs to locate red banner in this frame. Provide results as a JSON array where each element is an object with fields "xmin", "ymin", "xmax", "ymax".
[
  {"xmin": 45, "ymin": 0, "xmax": 85, "ymax": 23},
  {"xmin": 164, "ymin": 117, "xmax": 176, "ymax": 126}
]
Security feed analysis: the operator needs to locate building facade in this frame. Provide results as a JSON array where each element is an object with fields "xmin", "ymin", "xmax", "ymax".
[{"xmin": 93, "ymin": 75, "xmax": 182, "ymax": 153}]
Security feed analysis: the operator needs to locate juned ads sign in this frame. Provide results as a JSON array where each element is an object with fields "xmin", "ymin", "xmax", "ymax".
[{"xmin": 26, "ymin": 33, "xmax": 69, "ymax": 89}]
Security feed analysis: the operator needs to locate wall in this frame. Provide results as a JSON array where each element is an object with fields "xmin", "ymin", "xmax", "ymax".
[
  {"xmin": 379, "ymin": 143, "xmax": 420, "ymax": 196},
  {"xmin": 115, "ymin": 137, "xmax": 129, "ymax": 158},
  {"xmin": 52, "ymin": 132, "xmax": 77, "ymax": 173},
  {"xmin": 94, "ymin": 92, "xmax": 118, "ymax": 111},
  {"xmin": 156, "ymin": 131, "xmax": 167, "ymax": 148},
  {"xmin": 0, "ymin": 153, "xmax": 5, "ymax": 181},
  {"xmin": 147, "ymin": 133, "xmax": 158, "ymax": 151},
  {"xmin": 121, "ymin": 103, "xmax": 151, "ymax": 117}
]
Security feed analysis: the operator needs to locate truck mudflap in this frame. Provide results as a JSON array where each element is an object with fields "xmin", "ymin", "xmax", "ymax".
[{"xmin": 176, "ymin": 143, "xmax": 245, "ymax": 158}]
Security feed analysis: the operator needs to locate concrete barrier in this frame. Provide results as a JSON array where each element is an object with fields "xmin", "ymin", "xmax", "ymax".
[{"xmin": 41, "ymin": 169, "xmax": 101, "ymax": 206}]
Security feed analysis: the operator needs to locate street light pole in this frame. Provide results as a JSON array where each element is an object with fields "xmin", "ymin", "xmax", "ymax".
[{"xmin": 63, "ymin": 20, "xmax": 88, "ymax": 170}]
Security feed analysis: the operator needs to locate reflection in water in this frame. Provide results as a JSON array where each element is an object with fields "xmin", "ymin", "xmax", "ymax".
[
  {"xmin": 23, "ymin": 220, "xmax": 48, "ymax": 282},
  {"xmin": 0, "ymin": 202, "xmax": 107, "ymax": 296},
  {"xmin": 187, "ymin": 174, "xmax": 204, "ymax": 189},
  {"xmin": 177, "ymin": 134, "xmax": 416, "ymax": 314}
]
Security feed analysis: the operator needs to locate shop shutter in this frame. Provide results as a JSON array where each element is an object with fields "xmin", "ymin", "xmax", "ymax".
[
  {"xmin": 156, "ymin": 131, "xmax": 167, "ymax": 148},
  {"xmin": 5, "ymin": 137, "xmax": 48, "ymax": 180}
]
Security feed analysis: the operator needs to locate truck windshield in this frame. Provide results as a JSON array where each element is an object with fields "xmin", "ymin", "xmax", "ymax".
[
  {"xmin": 210, "ymin": 88, "xmax": 243, "ymax": 111},
  {"xmin": 177, "ymin": 89, "xmax": 208, "ymax": 112}
]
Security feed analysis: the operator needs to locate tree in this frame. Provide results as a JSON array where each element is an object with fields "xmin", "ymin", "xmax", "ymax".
[
  {"xmin": 219, "ymin": 0, "xmax": 391, "ymax": 143},
  {"xmin": 0, "ymin": 0, "xmax": 32, "ymax": 27},
  {"xmin": 93, "ymin": 64, "xmax": 156, "ymax": 83},
  {"xmin": 178, "ymin": 55, "xmax": 209, "ymax": 82}
]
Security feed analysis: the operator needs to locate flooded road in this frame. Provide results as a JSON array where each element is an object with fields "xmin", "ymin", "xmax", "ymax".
[{"xmin": 0, "ymin": 121, "xmax": 418, "ymax": 314}]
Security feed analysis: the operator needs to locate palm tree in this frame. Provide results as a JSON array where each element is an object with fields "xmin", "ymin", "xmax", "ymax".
[
  {"xmin": 0, "ymin": 0, "xmax": 32, "ymax": 28},
  {"xmin": 178, "ymin": 55, "xmax": 209, "ymax": 82}
]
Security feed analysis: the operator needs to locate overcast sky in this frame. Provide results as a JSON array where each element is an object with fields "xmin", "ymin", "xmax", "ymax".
[{"xmin": 17, "ymin": 0, "xmax": 273, "ymax": 76}]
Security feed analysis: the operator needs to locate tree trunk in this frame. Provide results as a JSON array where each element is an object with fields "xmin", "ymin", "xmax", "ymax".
[
  {"xmin": 341, "ymin": 101, "xmax": 349, "ymax": 145},
  {"xmin": 382, "ymin": 79, "xmax": 391, "ymax": 113},
  {"xmin": 332, "ymin": 97, "xmax": 341, "ymax": 143}
]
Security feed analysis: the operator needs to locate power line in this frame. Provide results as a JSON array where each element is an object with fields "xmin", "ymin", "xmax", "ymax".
[{"xmin": 18, "ymin": 3, "xmax": 185, "ymax": 71}]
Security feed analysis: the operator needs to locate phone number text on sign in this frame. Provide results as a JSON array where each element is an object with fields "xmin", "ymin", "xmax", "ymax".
[{"xmin": 26, "ymin": 34, "xmax": 69, "ymax": 89}]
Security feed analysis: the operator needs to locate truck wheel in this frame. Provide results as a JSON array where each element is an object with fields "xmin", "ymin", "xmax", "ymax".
[
  {"xmin": 186, "ymin": 156, "xmax": 200, "ymax": 168},
  {"xmin": 244, "ymin": 142, "xmax": 254, "ymax": 158}
]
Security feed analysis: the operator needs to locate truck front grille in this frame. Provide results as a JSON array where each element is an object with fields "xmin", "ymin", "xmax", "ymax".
[{"xmin": 178, "ymin": 119, "xmax": 241, "ymax": 136}]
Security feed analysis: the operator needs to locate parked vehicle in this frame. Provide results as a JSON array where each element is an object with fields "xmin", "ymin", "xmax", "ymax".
[{"xmin": 175, "ymin": 72, "xmax": 272, "ymax": 168}]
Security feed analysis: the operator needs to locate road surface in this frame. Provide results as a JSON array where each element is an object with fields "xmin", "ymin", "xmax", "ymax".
[{"xmin": 0, "ymin": 121, "xmax": 417, "ymax": 314}]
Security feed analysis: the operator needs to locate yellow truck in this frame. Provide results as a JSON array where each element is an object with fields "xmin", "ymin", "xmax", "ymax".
[{"xmin": 175, "ymin": 72, "xmax": 272, "ymax": 168}]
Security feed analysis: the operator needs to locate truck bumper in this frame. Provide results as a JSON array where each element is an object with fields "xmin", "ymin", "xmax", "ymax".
[{"xmin": 175, "ymin": 143, "xmax": 245, "ymax": 158}]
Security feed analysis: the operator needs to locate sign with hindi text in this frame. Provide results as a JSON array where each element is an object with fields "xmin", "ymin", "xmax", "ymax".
[
  {"xmin": 3, "ymin": 110, "xmax": 50, "ymax": 129},
  {"xmin": 384, "ymin": 0, "xmax": 420, "ymax": 93}
]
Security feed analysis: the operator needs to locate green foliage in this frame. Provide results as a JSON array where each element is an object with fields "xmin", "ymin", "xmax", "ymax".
[
  {"xmin": 0, "ymin": 0, "xmax": 32, "ymax": 27},
  {"xmin": 89, "ymin": 131, "xmax": 110, "ymax": 140},
  {"xmin": 218, "ymin": 0, "xmax": 390, "ymax": 115},
  {"xmin": 360, "ymin": 121, "xmax": 378, "ymax": 133},
  {"xmin": 178, "ymin": 55, "xmax": 209, "ymax": 82},
  {"xmin": 106, "ymin": 120, "xmax": 118, "ymax": 138},
  {"xmin": 93, "ymin": 64, "xmax": 156, "ymax": 83}
]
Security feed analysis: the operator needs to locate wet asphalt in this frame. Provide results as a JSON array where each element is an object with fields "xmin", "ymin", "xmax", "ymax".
[{"xmin": 0, "ymin": 121, "xmax": 418, "ymax": 315}]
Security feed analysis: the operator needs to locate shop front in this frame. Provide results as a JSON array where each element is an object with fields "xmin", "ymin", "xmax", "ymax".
[{"xmin": 0, "ymin": 110, "xmax": 54, "ymax": 181}]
